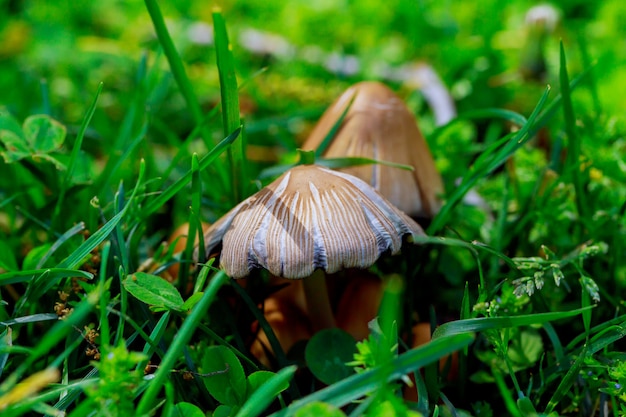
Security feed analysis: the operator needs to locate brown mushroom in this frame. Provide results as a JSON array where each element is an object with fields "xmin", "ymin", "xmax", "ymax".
[
  {"xmin": 201, "ymin": 164, "xmax": 424, "ymax": 332},
  {"xmin": 302, "ymin": 81, "xmax": 443, "ymax": 220}
]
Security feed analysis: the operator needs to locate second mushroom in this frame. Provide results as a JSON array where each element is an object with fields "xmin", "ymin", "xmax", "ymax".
[{"xmin": 302, "ymin": 81, "xmax": 444, "ymax": 221}]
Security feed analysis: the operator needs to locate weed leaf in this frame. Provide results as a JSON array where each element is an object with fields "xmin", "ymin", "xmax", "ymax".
[
  {"xmin": 202, "ymin": 345, "xmax": 247, "ymax": 406},
  {"xmin": 23, "ymin": 115, "xmax": 66, "ymax": 153},
  {"xmin": 123, "ymin": 272, "xmax": 184, "ymax": 311},
  {"xmin": 306, "ymin": 328, "xmax": 357, "ymax": 385},
  {"xmin": 172, "ymin": 402, "xmax": 205, "ymax": 417}
]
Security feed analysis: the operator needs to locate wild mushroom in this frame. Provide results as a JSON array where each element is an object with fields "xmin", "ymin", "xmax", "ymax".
[
  {"xmin": 201, "ymin": 164, "xmax": 424, "ymax": 331},
  {"xmin": 302, "ymin": 81, "xmax": 444, "ymax": 220},
  {"xmin": 520, "ymin": 4, "xmax": 560, "ymax": 82},
  {"xmin": 395, "ymin": 63, "xmax": 457, "ymax": 126}
]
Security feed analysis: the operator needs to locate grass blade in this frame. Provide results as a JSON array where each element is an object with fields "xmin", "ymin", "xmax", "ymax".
[
  {"xmin": 98, "ymin": 242, "xmax": 112, "ymax": 350},
  {"xmin": 94, "ymin": 120, "xmax": 149, "ymax": 196},
  {"xmin": 235, "ymin": 366, "xmax": 297, "ymax": 417},
  {"xmin": 179, "ymin": 153, "xmax": 201, "ymax": 292},
  {"xmin": 559, "ymin": 41, "xmax": 587, "ymax": 219},
  {"xmin": 432, "ymin": 307, "xmax": 593, "ymax": 339},
  {"xmin": 431, "ymin": 107, "xmax": 528, "ymax": 140},
  {"xmin": 58, "ymin": 160, "xmax": 146, "ymax": 270},
  {"xmin": 136, "ymin": 311, "xmax": 171, "ymax": 375},
  {"xmin": 0, "ymin": 292, "xmax": 98, "ymax": 395},
  {"xmin": 135, "ymin": 270, "xmax": 230, "ymax": 415},
  {"xmin": 429, "ymin": 86, "xmax": 551, "ymax": 235},
  {"xmin": 213, "ymin": 10, "xmax": 246, "ymax": 204},
  {"xmin": 257, "ymin": 156, "xmax": 414, "ymax": 181},
  {"xmin": 143, "ymin": 1, "xmax": 209, "ymax": 149},
  {"xmin": 143, "ymin": 0, "xmax": 229, "ymax": 196},
  {"xmin": 51, "ymin": 83, "xmax": 102, "ymax": 230},
  {"xmin": 139, "ymin": 127, "xmax": 240, "ymax": 222},
  {"xmin": 544, "ymin": 345, "xmax": 587, "ymax": 414},
  {"xmin": 0, "ymin": 314, "xmax": 58, "ymax": 326},
  {"xmin": 0, "ymin": 268, "xmax": 93, "ymax": 286},
  {"xmin": 270, "ymin": 333, "xmax": 474, "ymax": 415},
  {"xmin": 36, "ymin": 222, "xmax": 86, "ymax": 268},
  {"xmin": 314, "ymin": 93, "xmax": 356, "ymax": 158}
]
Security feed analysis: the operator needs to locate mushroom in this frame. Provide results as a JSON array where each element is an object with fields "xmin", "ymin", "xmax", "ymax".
[
  {"xmin": 520, "ymin": 4, "xmax": 560, "ymax": 82},
  {"xmin": 387, "ymin": 62, "xmax": 457, "ymax": 127},
  {"xmin": 302, "ymin": 81, "xmax": 444, "ymax": 220},
  {"xmin": 201, "ymin": 164, "xmax": 424, "ymax": 331}
]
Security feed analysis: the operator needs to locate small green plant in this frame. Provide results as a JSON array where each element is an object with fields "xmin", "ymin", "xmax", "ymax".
[
  {"xmin": 201, "ymin": 345, "xmax": 292, "ymax": 416},
  {"xmin": 79, "ymin": 342, "xmax": 147, "ymax": 417},
  {"xmin": 603, "ymin": 360, "xmax": 626, "ymax": 412}
]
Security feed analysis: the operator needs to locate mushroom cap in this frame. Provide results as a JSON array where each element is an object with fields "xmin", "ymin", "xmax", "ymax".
[
  {"xmin": 202, "ymin": 164, "xmax": 424, "ymax": 279},
  {"xmin": 302, "ymin": 81, "xmax": 444, "ymax": 219}
]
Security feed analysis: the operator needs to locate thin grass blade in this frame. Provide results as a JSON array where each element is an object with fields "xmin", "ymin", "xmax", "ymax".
[
  {"xmin": 139, "ymin": 127, "xmax": 240, "ymax": 221},
  {"xmin": 559, "ymin": 41, "xmax": 587, "ymax": 219},
  {"xmin": 429, "ymin": 86, "xmax": 551, "ymax": 235},
  {"xmin": 135, "ymin": 270, "xmax": 230, "ymax": 415},
  {"xmin": 51, "ymin": 83, "xmax": 102, "ymax": 229},
  {"xmin": 235, "ymin": 366, "xmax": 297, "ymax": 417},
  {"xmin": 270, "ymin": 333, "xmax": 474, "ymax": 415},
  {"xmin": 0, "ymin": 292, "xmax": 98, "ymax": 395},
  {"xmin": 314, "ymin": 93, "xmax": 355, "ymax": 158},
  {"xmin": 213, "ymin": 10, "xmax": 246, "ymax": 204},
  {"xmin": 432, "ymin": 307, "xmax": 593, "ymax": 339},
  {"xmin": 58, "ymin": 160, "xmax": 145, "ymax": 270},
  {"xmin": 0, "ymin": 268, "xmax": 93, "ymax": 286}
]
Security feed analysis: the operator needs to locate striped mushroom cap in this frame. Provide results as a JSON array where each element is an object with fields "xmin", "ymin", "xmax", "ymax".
[
  {"xmin": 202, "ymin": 164, "xmax": 424, "ymax": 279},
  {"xmin": 302, "ymin": 81, "xmax": 444, "ymax": 219}
]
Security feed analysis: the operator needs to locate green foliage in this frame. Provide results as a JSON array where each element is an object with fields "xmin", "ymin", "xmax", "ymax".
[
  {"xmin": 81, "ymin": 342, "xmax": 147, "ymax": 416},
  {"xmin": 200, "ymin": 345, "xmax": 293, "ymax": 416},
  {"xmin": 171, "ymin": 402, "xmax": 205, "ymax": 417},
  {"xmin": 305, "ymin": 328, "xmax": 356, "ymax": 385},
  {"xmin": 202, "ymin": 345, "xmax": 247, "ymax": 406},
  {"xmin": 1, "ymin": 0, "xmax": 626, "ymax": 416},
  {"xmin": 293, "ymin": 402, "xmax": 347, "ymax": 417},
  {"xmin": 602, "ymin": 360, "xmax": 626, "ymax": 411},
  {"xmin": 123, "ymin": 272, "xmax": 185, "ymax": 312},
  {"xmin": 0, "ymin": 114, "xmax": 66, "ymax": 167}
]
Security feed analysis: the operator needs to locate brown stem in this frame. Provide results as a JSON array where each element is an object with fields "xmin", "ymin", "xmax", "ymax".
[{"xmin": 302, "ymin": 269, "xmax": 336, "ymax": 331}]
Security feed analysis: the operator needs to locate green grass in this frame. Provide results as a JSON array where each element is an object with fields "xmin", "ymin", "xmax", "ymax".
[{"xmin": 1, "ymin": 1, "xmax": 626, "ymax": 416}]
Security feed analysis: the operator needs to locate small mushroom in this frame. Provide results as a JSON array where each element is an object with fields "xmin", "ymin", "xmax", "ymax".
[
  {"xmin": 201, "ymin": 164, "xmax": 424, "ymax": 331},
  {"xmin": 520, "ymin": 4, "xmax": 560, "ymax": 82},
  {"xmin": 302, "ymin": 81, "xmax": 443, "ymax": 220},
  {"xmin": 395, "ymin": 63, "xmax": 457, "ymax": 126}
]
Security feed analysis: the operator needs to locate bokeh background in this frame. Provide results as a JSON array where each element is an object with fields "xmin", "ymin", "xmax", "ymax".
[{"xmin": 2, "ymin": 0, "xmax": 624, "ymax": 153}]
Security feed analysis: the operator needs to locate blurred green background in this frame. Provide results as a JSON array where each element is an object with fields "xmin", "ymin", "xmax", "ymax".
[
  {"xmin": 2, "ymin": 0, "xmax": 624, "ymax": 145},
  {"xmin": 1, "ymin": 0, "xmax": 625, "ymax": 269}
]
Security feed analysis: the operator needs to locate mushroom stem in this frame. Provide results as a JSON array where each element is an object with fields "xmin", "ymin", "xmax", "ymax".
[{"xmin": 303, "ymin": 269, "xmax": 336, "ymax": 331}]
